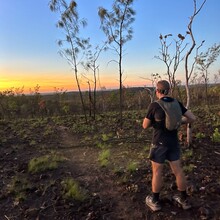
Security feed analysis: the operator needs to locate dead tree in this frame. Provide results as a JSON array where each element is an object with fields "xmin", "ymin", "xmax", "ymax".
[
  {"xmin": 184, "ymin": 0, "xmax": 207, "ymax": 146},
  {"xmin": 155, "ymin": 34, "xmax": 188, "ymax": 95}
]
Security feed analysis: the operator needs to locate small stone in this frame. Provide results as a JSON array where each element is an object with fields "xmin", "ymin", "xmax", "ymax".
[
  {"xmin": 198, "ymin": 206, "xmax": 212, "ymax": 220},
  {"xmin": 171, "ymin": 211, "xmax": 177, "ymax": 215}
]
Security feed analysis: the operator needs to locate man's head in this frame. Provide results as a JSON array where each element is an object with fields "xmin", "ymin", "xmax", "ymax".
[{"xmin": 156, "ymin": 80, "xmax": 170, "ymax": 95}]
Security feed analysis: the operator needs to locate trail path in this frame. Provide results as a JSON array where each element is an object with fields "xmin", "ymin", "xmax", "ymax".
[{"xmin": 58, "ymin": 126, "xmax": 147, "ymax": 219}]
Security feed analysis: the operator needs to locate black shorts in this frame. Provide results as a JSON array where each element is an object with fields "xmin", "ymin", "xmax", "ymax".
[{"xmin": 148, "ymin": 144, "xmax": 180, "ymax": 164}]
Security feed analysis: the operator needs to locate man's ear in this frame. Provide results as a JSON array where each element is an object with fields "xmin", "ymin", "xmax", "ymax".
[{"xmin": 157, "ymin": 89, "xmax": 162, "ymax": 94}]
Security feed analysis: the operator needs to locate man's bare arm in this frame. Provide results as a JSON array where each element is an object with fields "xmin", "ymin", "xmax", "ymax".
[
  {"xmin": 142, "ymin": 118, "xmax": 152, "ymax": 129},
  {"xmin": 182, "ymin": 110, "xmax": 196, "ymax": 124}
]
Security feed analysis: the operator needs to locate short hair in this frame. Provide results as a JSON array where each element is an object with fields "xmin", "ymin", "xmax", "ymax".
[{"xmin": 156, "ymin": 80, "xmax": 170, "ymax": 95}]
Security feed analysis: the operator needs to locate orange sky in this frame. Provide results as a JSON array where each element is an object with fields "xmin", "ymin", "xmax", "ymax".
[{"xmin": 0, "ymin": 71, "xmax": 149, "ymax": 94}]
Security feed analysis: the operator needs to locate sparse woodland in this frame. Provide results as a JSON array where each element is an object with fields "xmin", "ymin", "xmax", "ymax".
[
  {"xmin": 1, "ymin": 0, "xmax": 220, "ymax": 219},
  {"xmin": 0, "ymin": 84, "xmax": 219, "ymax": 119},
  {"xmin": 0, "ymin": 84, "xmax": 220, "ymax": 219}
]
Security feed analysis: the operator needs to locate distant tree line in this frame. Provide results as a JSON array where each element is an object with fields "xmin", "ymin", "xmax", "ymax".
[{"xmin": 0, "ymin": 84, "xmax": 219, "ymax": 120}]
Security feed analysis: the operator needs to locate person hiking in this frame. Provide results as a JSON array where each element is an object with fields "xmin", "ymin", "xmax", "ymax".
[{"xmin": 142, "ymin": 80, "xmax": 196, "ymax": 211}]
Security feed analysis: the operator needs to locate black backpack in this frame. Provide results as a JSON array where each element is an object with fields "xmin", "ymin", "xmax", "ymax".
[{"xmin": 156, "ymin": 99, "xmax": 182, "ymax": 131}]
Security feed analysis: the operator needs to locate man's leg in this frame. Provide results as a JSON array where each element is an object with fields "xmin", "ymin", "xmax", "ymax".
[
  {"xmin": 145, "ymin": 161, "xmax": 164, "ymax": 211},
  {"xmin": 169, "ymin": 160, "xmax": 191, "ymax": 209},
  {"xmin": 169, "ymin": 160, "xmax": 186, "ymax": 191},
  {"xmin": 151, "ymin": 161, "xmax": 164, "ymax": 193}
]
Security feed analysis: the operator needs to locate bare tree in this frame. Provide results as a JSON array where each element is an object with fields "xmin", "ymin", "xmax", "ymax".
[
  {"xmin": 155, "ymin": 33, "xmax": 188, "ymax": 95},
  {"xmin": 184, "ymin": 0, "xmax": 207, "ymax": 146},
  {"xmin": 98, "ymin": 0, "xmax": 135, "ymax": 128},
  {"xmin": 184, "ymin": 0, "xmax": 207, "ymax": 108},
  {"xmin": 49, "ymin": 0, "xmax": 89, "ymax": 122},
  {"xmin": 82, "ymin": 44, "xmax": 107, "ymax": 120},
  {"xmin": 196, "ymin": 43, "xmax": 220, "ymax": 103},
  {"xmin": 142, "ymin": 73, "xmax": 161, "ymax": 103},
  {"xmin": 214, "ymin": 70, "xmax": 220, "ymax": 84}
]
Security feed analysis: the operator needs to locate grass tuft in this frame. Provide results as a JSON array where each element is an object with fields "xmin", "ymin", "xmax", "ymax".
[
  {"xmin": 212, "ymin": 128, "xmax": 220, "ymax": 143},
  {"xmin": 98, "ymin": 149, "xmax": 110, "ymax": 167},
  {"xmin": 61, "ymin": 178, "xmax": 87, "ymax": 201},
  {"xmin": 28, "ymin": 153, "xmax": 65, "ymax": 173},
  {"xmin": 7, "ymin": 175, "xmax": 30, "ymax": 202},
  {"xmin": 127, "ymin": 161, "xmax": 138, "ymax": 173}
]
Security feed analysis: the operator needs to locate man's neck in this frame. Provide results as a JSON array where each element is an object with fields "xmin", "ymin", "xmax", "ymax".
[{"xmin": 157, "ymin": 94, "xmax": 166, "ymax": 99}]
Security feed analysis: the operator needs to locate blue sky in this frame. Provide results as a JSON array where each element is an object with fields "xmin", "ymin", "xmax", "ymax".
[{"xmin": 0, "ymin": 0, "xmax": 220, "ymax": 93}]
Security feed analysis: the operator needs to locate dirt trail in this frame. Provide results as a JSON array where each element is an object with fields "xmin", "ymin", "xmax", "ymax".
[{"xmin": 58, "ymin": 126, "xmax": 147, "ymax": 219}]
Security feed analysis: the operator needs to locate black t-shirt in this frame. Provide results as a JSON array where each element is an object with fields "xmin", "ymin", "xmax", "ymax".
[{"xmin": 145, "ymin": 97, "xmax": 187, "ymax": 147}]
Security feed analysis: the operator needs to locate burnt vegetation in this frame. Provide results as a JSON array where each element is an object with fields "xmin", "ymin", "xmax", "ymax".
[{"xmin": 0, "ymin": 85, "xmax": 220, "ymax": 219}]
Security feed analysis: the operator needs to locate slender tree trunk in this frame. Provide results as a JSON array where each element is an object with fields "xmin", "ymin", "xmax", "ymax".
[
  {"xmin": 185, "ymin": 76, "xmax": 192, "ymax": 146},
  {"xmin": 184, "ymin": 0, "xmax": 207, "ymax": 146},
  {"xmin": 119, "ymin": 44, "xmax": 123, "ymax": 129},
  {"xmin": 87, "ymin": 81, "xmax": 92, "ymax": 118},
  {"xmin": 185, "ymin": 80, "xmax": 190, "ymax": 109},
  {"xmin": 205, "ymin": 70, "xmax": 209, "ymax": 106},
  {"xmin": 93, "ymin": 67, "xmax": 97, "ymax": 120},
  {"xmin": 186, "ymin": 123, "xmax": 192, "ymax": 146},
  {"xmin": 74, "ymin": 68, "xmax": 87, "ymax": 123},
  {"xmin": 185, "ymin": 65, "xmax": 192, "ymax": 147},
  {"xmin": 184, "ymin": 16, "xmax": 195, "ymax": 147}
]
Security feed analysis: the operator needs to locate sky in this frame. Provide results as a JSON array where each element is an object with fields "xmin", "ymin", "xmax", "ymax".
[{"xmin": 0, "ymin": 0, "xmax": 220, "ymax": 94}]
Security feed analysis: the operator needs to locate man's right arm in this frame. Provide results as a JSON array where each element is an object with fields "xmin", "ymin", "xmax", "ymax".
[
  {"xmin": 142, "ymin": 117, "xmax": 152, "ymax": 129},
  {"xmin": 143, "ymin": 103, "xmax": 155, "ymax": 129}
]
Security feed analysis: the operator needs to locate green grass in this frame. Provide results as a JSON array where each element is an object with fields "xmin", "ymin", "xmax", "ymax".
[
  {"xmin": 195, "ymin": 132, "xmax": 206, "ymax": 139},
  {"xmin": 212, "ymin": 128, "xmax": 220, "ymax": 143},
  {"xmin": 98, "ymin": 149, "xmax": 110, "ymax": 167},
  {"xmin": 28, "ymin": 153, "xmax": 65, "ymax": 174},
  {"xmin": 127, "ymin": 161, "xmax": 138, "ymax": 173},
  {"xmin": 61, "ymin": 178, "xmax": 87, "ymax": 201},
  {"xmin": 143, "ymin": 145, "xmax": 151, "ymax": 152},
  {"xmin": 7, "ymin": 175, "xmax": 31, "ymax": 202},
  {"xmin": 182, "ymin": 149, "xmax": 193, "ymax": 160},
  {"xmin": 183, "ymin": 164, "xmax": 194, "ymax": 173},
  {"xmin": 101, "ymin": 133, "xmax": 109, "ymax": 142}
]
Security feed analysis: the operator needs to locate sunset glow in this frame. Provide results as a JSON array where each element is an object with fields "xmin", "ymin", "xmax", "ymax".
[
  {"xmin": 1, "ymin": 0, "xmax": 220, "ymax": 94},
  {"xmin": 0, "ymin": 70, "xmax": 150, "ymax": 94},
  {"xmin": 0, "ymin": 71, "xmax": 107, "ymax": 93}
]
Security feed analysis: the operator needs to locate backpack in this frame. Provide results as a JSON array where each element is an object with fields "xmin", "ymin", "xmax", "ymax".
[{"xmin": 156, "ymin": 99, "xmax": 182, "ymax": 131}]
